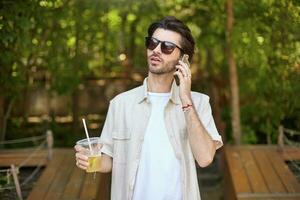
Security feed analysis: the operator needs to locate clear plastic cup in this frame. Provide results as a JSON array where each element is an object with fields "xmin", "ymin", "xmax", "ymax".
[{"xmin": 76, "ymin": 137, "xmax": 102, "ymax": 173}]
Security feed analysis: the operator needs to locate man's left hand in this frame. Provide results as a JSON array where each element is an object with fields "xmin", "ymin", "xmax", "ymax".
[{"xmin": 174, "ymin": 60, "xmax": 193, "ymax": 105}]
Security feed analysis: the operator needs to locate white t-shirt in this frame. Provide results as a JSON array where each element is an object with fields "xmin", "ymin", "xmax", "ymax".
[{"xmin": 132, "ymin": 92, "xmax": 182, "ymax": 200}]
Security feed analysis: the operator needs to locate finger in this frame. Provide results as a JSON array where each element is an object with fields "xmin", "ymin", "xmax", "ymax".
[
  {"xmin": 177, "ymin": 65, "xmax": 191, "ymax": 78},
  {"xmin": 75, "ymin": 145, "xmax": 90, "ymax": 156},
  {"xmin": 178, "ymin": 60, "xmax": 189, "ymax": 68},
  {"xmin": 175, "ymin": 64, "xmax": 186, "ymax": 75},
  {"xmin": 76, "ymin": 152, "xmax": 88, "ymax": 161},
  {"xmin": 178, "ymin": 60, "xmax": 191, "ymax": 76},
  {"xmin": 175, "ymin": 65, "xmax": 188, "ymax": 77},
  {"xmin": 77, "ymin": 162, "xmax": 88, "ymax": 170},
  {"xmin": 178, "ymin": 60, "xmax": 190, "ymax": 71},
  {"xmin": 77, "ymin": 165, "xmax": 87, "ymax": 170},
  {"xmin": 74, "ymin": 144, "xmax": 84, "ymax": 152},
  {"xmin": 174, "ymin": 70, "xmax": 184, "ymax": 83},
  {"xmin": 77, "ymin": 159, "xmax": 89, "ymax": 168},
  {"xmin": 75, "ymin": 156, "xmax": 88, "ymax": 170}
]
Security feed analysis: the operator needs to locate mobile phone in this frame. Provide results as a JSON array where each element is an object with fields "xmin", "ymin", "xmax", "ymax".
[{"xmin": 174, "ymin": 54, "xmax": 190, "ymax": 86}]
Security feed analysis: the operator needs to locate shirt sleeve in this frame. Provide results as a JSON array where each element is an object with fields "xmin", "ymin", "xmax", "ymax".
[
  {"xmin": 197, "ymin": 96, "xmax": 223, "ymax": 150},
  {"xmin": 99, "ymin": 100, "xmax": 115, "ymax": 157}
]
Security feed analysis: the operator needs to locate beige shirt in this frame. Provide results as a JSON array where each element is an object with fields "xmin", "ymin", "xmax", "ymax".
[{"xmin": 100, "ymin": 78, "xmax": 223, "ymax": 200}]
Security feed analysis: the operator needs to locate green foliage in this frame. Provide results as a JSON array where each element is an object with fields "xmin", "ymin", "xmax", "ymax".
[
  {"xmin": 241, "ymin": 125, "xmax": 258, "ymax": 144},
  {"xmin": 1, "ymin": 0, "xmax": 299, "ymax": 144},
  {"xmin": 234, "ymin": 0, "xmax": 300, "ymax": 143}
]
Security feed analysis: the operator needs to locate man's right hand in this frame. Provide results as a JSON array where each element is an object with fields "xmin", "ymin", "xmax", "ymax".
[
  {"xmin": 74, "ymin": 145, "xmax": 89, "ymax": 170},
  {"xmin": 74, "ymin": 144, "xmax": 113, "ymax": 173}
]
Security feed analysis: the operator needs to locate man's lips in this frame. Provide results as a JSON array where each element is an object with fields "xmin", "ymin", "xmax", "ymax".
[{"xmin": 149, "ymin": 56, "xmax": 162, "ymax": 64}]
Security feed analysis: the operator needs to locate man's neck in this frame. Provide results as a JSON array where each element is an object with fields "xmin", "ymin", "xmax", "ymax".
[{"xmin": 147, "ymin": 73, "xmax": 174, "ymax": 93}]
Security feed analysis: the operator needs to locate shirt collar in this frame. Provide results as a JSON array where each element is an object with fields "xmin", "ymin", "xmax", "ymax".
[{"xmin": 137, "ymin": 77, "xmax": 181, "ymax": 105}]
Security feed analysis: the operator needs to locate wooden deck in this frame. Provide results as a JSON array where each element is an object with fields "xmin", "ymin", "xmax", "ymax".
[
  {"xmin": 0, "ymin": 148, "xmax": 111, "ymax": 200},
  {"xmin": 224, "ymin": 145, "xmax": 300, "ymax": 200},
  {"xmin": 2, "ymin": 145, "xmax": 300, "ymax": 200},
  {"xmin": 0, "ymin": 148, "xmax": 48, "ymax": 167}
]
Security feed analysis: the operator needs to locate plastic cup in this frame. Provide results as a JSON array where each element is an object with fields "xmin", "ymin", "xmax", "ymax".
[{"xmin": 76, "ymin": 137, "xmax": 102, "ymax": 173}]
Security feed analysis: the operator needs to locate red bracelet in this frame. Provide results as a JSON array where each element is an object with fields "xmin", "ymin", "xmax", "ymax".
[{"xmin": 182, "ymin": 103, "xmax": 193, "ymax": 111}]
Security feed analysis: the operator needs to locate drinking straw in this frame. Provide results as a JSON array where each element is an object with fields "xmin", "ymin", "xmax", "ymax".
[{"xmin": 82, "ymin": 118, "xmax": 93, "ymax": 154}]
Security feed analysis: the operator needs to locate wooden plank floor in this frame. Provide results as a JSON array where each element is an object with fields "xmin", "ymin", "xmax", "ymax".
[
  {"xmin": 224, "ymin": 145, "xmax": 300, "ymax": 200},
  {"xmin": 4, "ymin": 145, "xmax": 299, "ymax": 200},
  {"xmin": 0, "ymin": 148, "xmax": 111, "ymax": 200},
  {"xmin": 0, "ymin": 148, "xmax": 48, "ymax": 167},
  {"xmin": 27, "ymin": 149, "xmax": 111, "ymax": 200}
]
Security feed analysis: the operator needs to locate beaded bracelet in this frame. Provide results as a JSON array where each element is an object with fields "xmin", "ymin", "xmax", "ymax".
[{"xmin": 182, "ymin": 103, "xmax": 193, "ymax": 112}]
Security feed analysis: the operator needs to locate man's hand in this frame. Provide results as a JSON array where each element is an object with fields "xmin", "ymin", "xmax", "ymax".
[
  {"xmin": 74, "ymin": 144, "xmax": 113, "ymax": 173},
  {"xmin": 74, "ymin": 145, "xmax": 89, "ymax": 170},
  {"xmin": 174, "ymin": 60, "xmax": 193, "ymax": 105}
]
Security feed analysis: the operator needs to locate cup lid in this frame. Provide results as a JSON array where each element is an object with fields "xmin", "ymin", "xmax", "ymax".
[{"xmin": 76, "ymin": 137, "xmax": 100, "ymax": 145}]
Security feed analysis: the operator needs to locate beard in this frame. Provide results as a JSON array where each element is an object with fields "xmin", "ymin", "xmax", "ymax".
[{"xmin": 148, "ymin": 59, "xmax": 178, "ymax": 75}]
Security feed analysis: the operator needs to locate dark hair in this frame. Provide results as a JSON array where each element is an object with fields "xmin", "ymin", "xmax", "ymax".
[{"xmin": 147, "ymin": 16, "xmax": 195, "ymax": 61}]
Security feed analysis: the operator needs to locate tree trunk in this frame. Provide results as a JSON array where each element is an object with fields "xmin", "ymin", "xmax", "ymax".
[
  {"xmin": 226, "ymin": 0, "xmax": 241, "ymax": 144},
  {"xmin": 72, "ymin": 1, "xmax": 81, "ymax": 134},
  {"xmin": 0, "ymin": 95, "xmax": 4, "ymax": 141},
  {"xmin": 211, "ymin": 82, "xmax": 226, "ymax": 140},
  {"xmin": 206, "ymin": 48, "xmax": 226, "ymax": 141},
  {"xmin": 195, "ymin": 50, "xmax": 202, "ymax": 79},
  {"xmin": 120, "ymin": 12, "xmax": 131, "ymax": 80},
  {"xmin": 127, "ymin": 16, "xmax": 140, "ymax": 71},
  {"xmin": 22, "ymin": 58, "xmax": 31, "ymax": 127},
  {"xmin": 0, "ymin": 98, "xmax": 14, "ymax": 141},
  {"xmin": 72, "ymin": 89, "xmax": 79, "ymax": 134}
]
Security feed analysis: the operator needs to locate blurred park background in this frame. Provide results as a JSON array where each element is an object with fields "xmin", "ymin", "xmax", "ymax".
[
  {"xmin": 1, "ymin": 0, "xmax": 300, "ymax": 146},
  {"xmin": 1, "ymin": 0, "xmax": 300, "ymax": 199}
]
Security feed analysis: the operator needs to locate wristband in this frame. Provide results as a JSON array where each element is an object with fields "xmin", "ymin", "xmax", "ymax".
[{"xmin": 182, "ymin": 103, "xmax": 193, "ymax": 111}]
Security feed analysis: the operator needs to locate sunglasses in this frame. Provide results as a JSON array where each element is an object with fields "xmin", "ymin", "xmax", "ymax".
[{"xmin": 145, "ymin": 37, "xmax": 184, "ymax": 55}]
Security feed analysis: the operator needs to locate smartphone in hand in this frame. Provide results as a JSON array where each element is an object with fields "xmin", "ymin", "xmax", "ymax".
[{"xmin": 174, "ymin": 54, "xmax": 190, "ymax": 86}]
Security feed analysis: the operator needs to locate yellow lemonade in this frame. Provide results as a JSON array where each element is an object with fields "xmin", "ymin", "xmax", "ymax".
[{"xmin": 86, "ymin": 155, "xmax": 101, "ymax": 173}]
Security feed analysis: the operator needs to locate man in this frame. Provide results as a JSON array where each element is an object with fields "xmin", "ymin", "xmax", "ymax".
[{"xmin": 75, "ymin": 16, "xmax": 223, "ymax": 200}]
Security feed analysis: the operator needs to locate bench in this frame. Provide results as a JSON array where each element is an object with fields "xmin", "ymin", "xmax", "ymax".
[{"xmin": 224, "ymin": 145, "xmax": 300, "ymax": 200}]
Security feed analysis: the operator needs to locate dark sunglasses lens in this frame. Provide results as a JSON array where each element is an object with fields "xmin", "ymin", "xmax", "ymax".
[
  {"xmin": 146, "ymin": 37, "xmax": 159, "ymax": 50},
  {"xmin": 161, "ymin": 42, "xmax": 176, "ymax": 54}
]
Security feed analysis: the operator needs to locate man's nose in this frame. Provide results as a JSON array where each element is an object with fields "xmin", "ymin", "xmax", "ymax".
[{"xmin": 152, "ymin": 42, "xmax": 162, "ymax": 54}]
